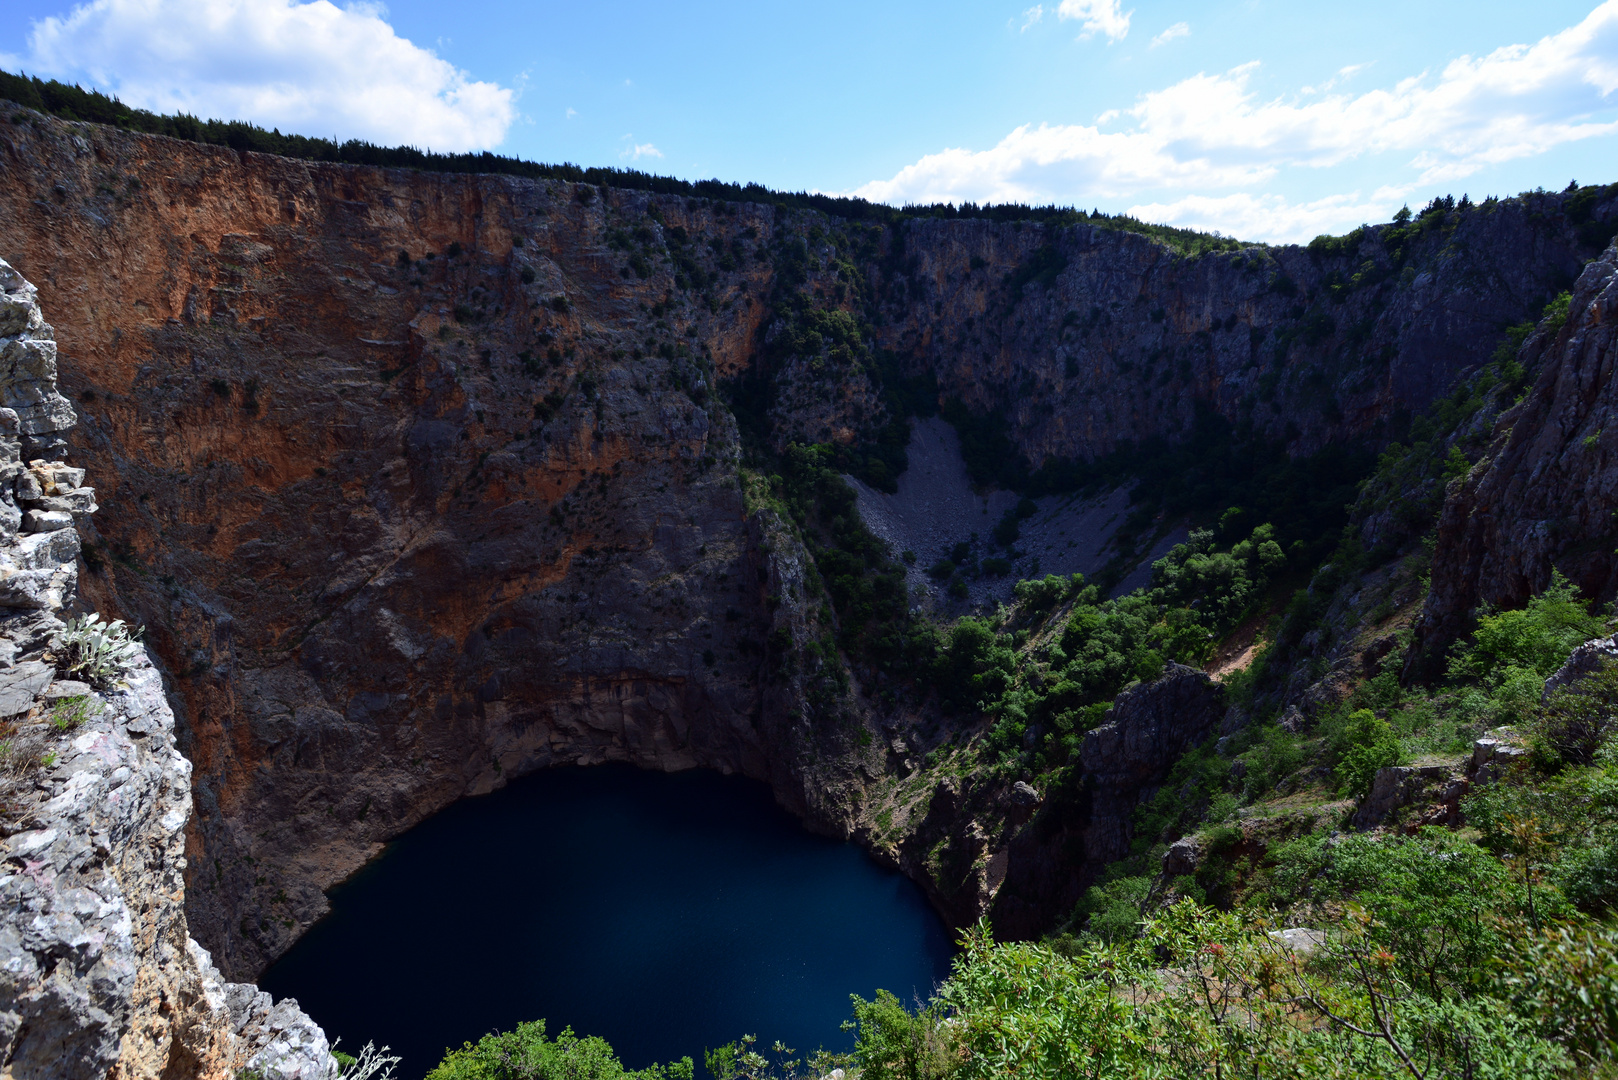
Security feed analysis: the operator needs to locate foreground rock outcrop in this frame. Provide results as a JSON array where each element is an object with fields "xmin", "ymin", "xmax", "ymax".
[
  {"xmin": 987, "ymin": 663, "xmax": 1227, "ymax": 936},
  {"xmin": 0, "ymin": 258, "xmax": 332, "ymax": 1080}
]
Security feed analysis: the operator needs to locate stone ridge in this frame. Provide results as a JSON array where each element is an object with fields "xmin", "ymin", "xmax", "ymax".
[
  {"xmin": 991, "ymin": 663, "xmax": 1227, "ymax": 937},
  {"xmin": 879, "ymin": 198, "xmax": 1612, "ymax": 465},
  {"xmin": 0, "ymin": 257, "xmax": 333, "ymax": 1080},
  {"xmin": 1420, "ymin": 238, "xmax": 1618, "ymax": 653},
  {"xmin": 0, "ymin": 107, "xmax": 1613, "ymax": 987}
]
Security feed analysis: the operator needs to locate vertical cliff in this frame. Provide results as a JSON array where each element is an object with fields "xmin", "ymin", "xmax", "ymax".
[
  {"xmin": 1418, "ymin": 238, "xmax": 1618, "ymax": 655},
  {"xmin": 0, "ymin": 257, "xmax": 333, "ymax": 1080},
  {"xmin": 0, "ymin": 107, "xmax": 885, "ymax": 979},
  {"xmin": 865, "ymin": 193, "xmax": 1611, "ymax": 467}
]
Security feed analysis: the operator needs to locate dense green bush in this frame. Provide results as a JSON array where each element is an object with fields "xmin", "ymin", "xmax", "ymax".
[
  {"xmin": 1327, "ymin": 707, "xmax": 1405, "ymax": 798},
  {"xmin": 1149, "ymin": 524, "xmax": 1285, "ymax": 639},
  {"xmin": 1011, "ymin": 573, "xmax": 1082, "ymax": 613},
  {"xmin": 1449, "ymin": 572, "xmax": 1606, "ymax": 688},
  {"xmin": 426, "ymin": 1021, "xmax": 692, "ymax": 1080},
  {"xmin": 844, "ymin": 839, "xmax": 1617, "ymax": 1079}
]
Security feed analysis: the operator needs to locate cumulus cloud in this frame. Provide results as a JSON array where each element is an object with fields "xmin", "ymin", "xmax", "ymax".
[
  {"xmin": 622, "ymin": 142, "xmax": 663, "ymax": 161},
  {"xmin": 1150, "ymin": 22, "xmax": 1189, "ymax": 48},
  {"xmin": 850, "ymin": 119, "xmax": 1273, "ymax": 209},
  {"xmin": 14, "ymin": 0, "xmax": 515, "ymax": 152},
  {"xmin": 1057, "ymin": 0, "xmax": 1131, "ymax": 41},
  {"xmin": 854, "ymin": 1, "xmax": 1618, "ymax": 238},
  {"xmin": 1126, "ymin": 192, "xmax": 1399, "ymax": 244}
]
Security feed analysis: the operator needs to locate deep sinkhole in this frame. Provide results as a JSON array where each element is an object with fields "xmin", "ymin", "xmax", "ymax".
[{"xmin": 261, "ymin": 763, "xmax": 955, "ymax": 1077}]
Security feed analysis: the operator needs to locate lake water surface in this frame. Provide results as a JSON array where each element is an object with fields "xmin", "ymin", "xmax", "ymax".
[{"xmin": 260, "ymin": 764, "xmax": 955, "ymax": 1078}]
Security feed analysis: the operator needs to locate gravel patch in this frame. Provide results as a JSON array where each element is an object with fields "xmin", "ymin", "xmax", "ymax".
[{"xmin": 845, "ymin": 417, "xmax": 1181, "ymax": 614}]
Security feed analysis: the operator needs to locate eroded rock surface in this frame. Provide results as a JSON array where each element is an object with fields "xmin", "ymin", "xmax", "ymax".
[
  {"xmin": 1421, "ymin": 240, "xmax": 1618, "ymax": 652},
  {"xmin": 0, "ymin": 258, "xmax": 331, "ymax": 1080},
  {"xmin": 987, "ymin": 663, "xmax": 1227, "ymax": 937}
]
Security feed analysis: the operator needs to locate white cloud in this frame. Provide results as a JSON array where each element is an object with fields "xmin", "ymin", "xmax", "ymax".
[
  {"xmin": 1057, "ymin": 0, "xmax": 1131, "ymax": 42},
  {"xmin": 850, "ymin": 119, "xmax": 1274, "ymax": 209},
  {"xmin": 1126, "ymin": 192, "xmax": 1397, "ymax": 244},
  {"xmin": 15, "ymin": 0, "xmax": 514, "ymax": 152},
  {"xmin": 854, "ymin": 1, "xmax": 1618, "ymax": 238},
  {"xmin": 1150, "ymin": 22, "xmax": 1189, "ymax": 48},
  {"xmin": 622, "ymin": 142, "xmax": 663, "ymax": 161},
  {"xmin": 1020, "ymin": 5, "xmax": 1045, "ymax": 32}
]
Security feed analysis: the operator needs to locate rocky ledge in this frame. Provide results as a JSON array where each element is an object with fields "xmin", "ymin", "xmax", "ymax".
[{"xmin": 0, "ymin": 257, "xmax": 333, "ymax": 1080}]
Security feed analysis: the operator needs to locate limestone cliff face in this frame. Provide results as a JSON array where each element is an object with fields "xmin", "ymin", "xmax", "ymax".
[
  {"xmin": 1, "ymin": 105, "xmax": 1613, "ymax": 987},
  {"xmin": 0, "ymin": 256, "xmax": 332, "ymax": 1080},
  {"xmin": 874, "ymin": 198, "xmax": 1611, "ymax": 464},
  {"xmin": 1419, "ymin": 239, "xmax": 1618, "ymax": 651},
  {"xmin": 0, "ymin": 110, "xmax": 874, "ymax": 980}
]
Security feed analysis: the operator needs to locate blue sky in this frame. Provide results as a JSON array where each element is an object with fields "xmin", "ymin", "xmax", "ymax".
[{"xmin": 3, "ymin": 1, "xmax": 1616, "ymax": 241}]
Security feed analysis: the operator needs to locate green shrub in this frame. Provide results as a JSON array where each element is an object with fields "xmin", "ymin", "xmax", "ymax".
[
  {"xmin": 53, "ymin": 614, "xmax": 144, "ymax": 687},
  {"xmin": 1501, "ymin": 921, "xmax": 1618, "ymax": 1073},
  {"xmin": 1330, "ymin": 708, "xmax": 1403, "ymax": 797},
  {"xmin": 1073, "ymin": 873, "xmax": 1152, "ymax": 943},
  {"xmin": 426, "ymin": 1020, "xmax": 691, "ymax": 1080},
  {"xmin": 48, "ymin": 695, "xmax": 100, "ymax": 732},
  {"xmin": 1559, "ymin": 842, "xmax": 1618, "ymax": 912},
  {"xmin": 1449, "ymin": 570, "xmax": 1606, "ymax": 686},
  {"xmin": 1541, "ymin": 290, "xmax": 1573, "ymax": 336},
  {"xmin": 1240, "ymin": 723, "xmax": 1305, "ymax": 796},
  {"xmin": 932, "ymin": 618, "xmax": 1014, "ymax": 712},
  {"xmin": 849, "ymin": 990, "xmax": 956, "ymax": 1080},
  {"xmin": 1150, "ymin": 524, "xmax": 1285, "ymax": 636},
  {"xmin": 1532, "ymin": 662, "xmax": 1618, "ymax": 766},
  {"xmin": 1012, "ymin": 573, "xmax": 1081, "ymax": 613}
]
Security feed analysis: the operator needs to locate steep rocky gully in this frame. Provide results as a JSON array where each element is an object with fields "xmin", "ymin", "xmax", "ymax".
[{"xmin": 1, "ymin": 104, "xmax": 1616, "ymax": 1077}]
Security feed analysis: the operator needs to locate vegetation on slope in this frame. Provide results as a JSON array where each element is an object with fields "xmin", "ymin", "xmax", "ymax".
[
  {"xmin": 834, "ymin": 593, "xmax": 1618, "ymax": 1080},
  {"xmin": 427, "ymin": 591, "xmax": 1618, "ymax": 1079}
]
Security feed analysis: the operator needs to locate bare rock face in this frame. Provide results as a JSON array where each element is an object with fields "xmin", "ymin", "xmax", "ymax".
[
  {"xmin": 1350, "ymin": 764, "xmax": 1463, "ymax": 831},
  {"xmin": 877, "ymin": 201, "xmax": 1611, "ymax": 465},
  {"xmin": 987, "ymin": 664, "xmax": 1226, "ymax": 937},
  {"xmin": 0, "ymin": 115, "xmax": 861, "ymax": 978},
  {"xmin": 1419, "ymin": 240, "xmax": 1618, "ymax": 654},
  {"xmin": 0, "ymin": 258, "xmax": 331, "ymax": 1080},
  {"xmin": 1077, "ymin": 664, "xmax": 1228, "ymax": 859},
  {"xmin": 1541, "ymin": 634, "xmax": 1618, "ymax": 701},
  {"xmin": 0, "ymin": 259, "xmax": 75, "ymax": 461}
]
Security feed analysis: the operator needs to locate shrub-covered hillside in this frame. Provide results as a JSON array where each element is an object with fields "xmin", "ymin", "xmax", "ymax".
[
  {"xmin": 416, "ymin": 578, "xmax": 1618, "ymax": 1079},
  {"xmin": 406, "ymin": 277, "xmax": 1618, "ymax": 1078}
]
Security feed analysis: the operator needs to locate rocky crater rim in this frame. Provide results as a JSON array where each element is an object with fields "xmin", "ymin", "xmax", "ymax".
[{"xmin": 0, "ymin": 104, "xmax": 1614, "ymax": 995}]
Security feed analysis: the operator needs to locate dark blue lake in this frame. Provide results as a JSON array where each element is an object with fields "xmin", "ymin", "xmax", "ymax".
[{"xmin": 260, "ymin": 764, "xmax": 955, "ymax": 1078}]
